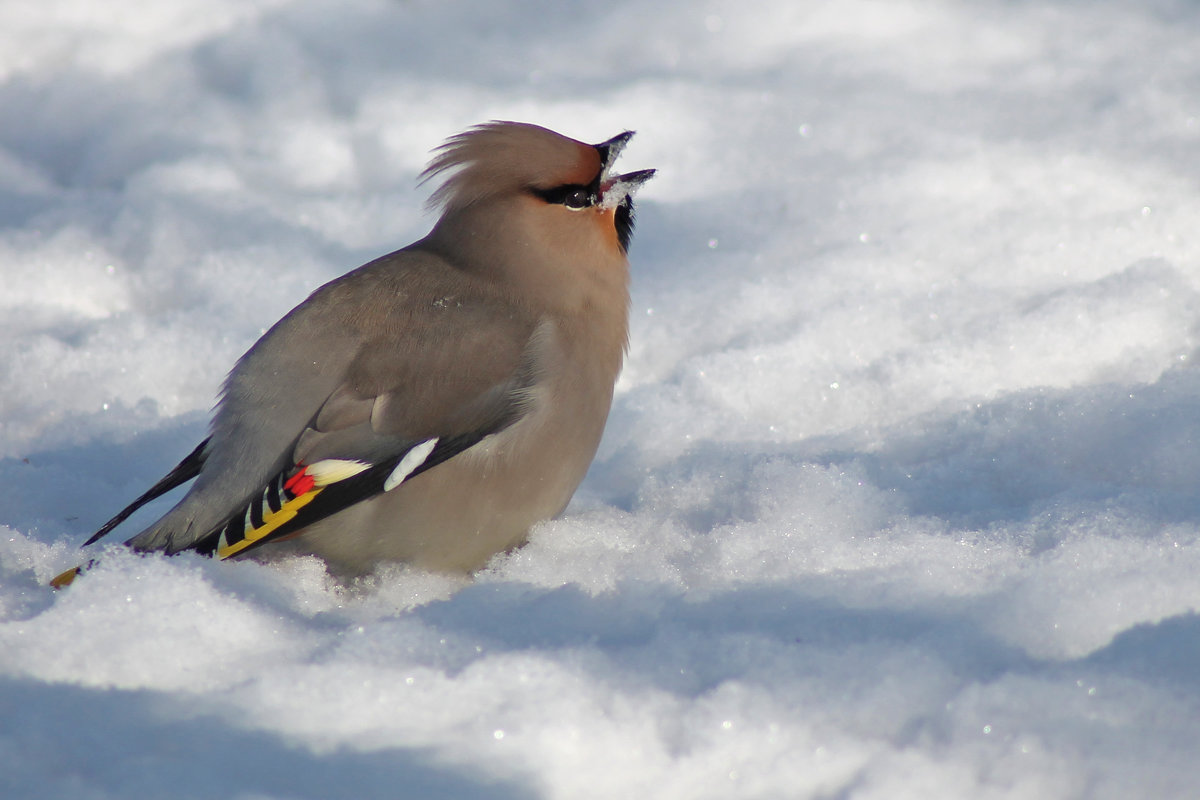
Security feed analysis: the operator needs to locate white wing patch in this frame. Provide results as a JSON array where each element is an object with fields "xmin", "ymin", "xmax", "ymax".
[
  {"xmin": 384, "ymin": 438, "xmax": 439, "ymax": 492},
  {"xmin": 306, "ymin": 459, "xmax": 372, "ymax": 486}
]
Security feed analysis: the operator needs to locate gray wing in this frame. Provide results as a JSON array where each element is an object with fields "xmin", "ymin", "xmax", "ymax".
[{"xmin": 104, "ymin": 249, "xmax": 542, "ymax": 556}]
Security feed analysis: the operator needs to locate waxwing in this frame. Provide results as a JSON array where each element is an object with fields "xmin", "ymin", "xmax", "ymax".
[{"xmin": 52, "ymin": 121, "xmax": 654, "ymax": 586}]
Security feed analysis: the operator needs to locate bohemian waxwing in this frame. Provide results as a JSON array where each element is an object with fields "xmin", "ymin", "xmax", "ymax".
[{"xmin": 52, "ymin": 121, "xmax": 653, "ymax": 586}]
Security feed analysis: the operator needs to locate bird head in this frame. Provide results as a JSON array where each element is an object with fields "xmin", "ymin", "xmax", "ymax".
[{"xmin": 421, "ymin": 121, "xmax": 655, "ymax": 258}]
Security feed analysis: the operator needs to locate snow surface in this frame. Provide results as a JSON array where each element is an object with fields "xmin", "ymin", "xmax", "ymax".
[{"xmin": 4, "ymin": 1, "xmax": 1200, "ymax": 797}]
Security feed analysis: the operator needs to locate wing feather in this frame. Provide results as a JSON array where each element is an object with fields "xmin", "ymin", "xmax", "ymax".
[
  {"xmin": 101, "ymin": 251, "xmax": 543, "ymax": 558},
  {"xmin": 83, "ymin": 438, "xmax": 211, "ymax": 547},
  {"xmin": 193, "ymin": 428, "xmax": 499, "ymax": 559}
]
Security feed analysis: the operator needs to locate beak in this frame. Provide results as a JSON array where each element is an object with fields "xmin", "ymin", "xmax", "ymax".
[
  {"xmin": 599, "ymin": 167, "xmax": 655, "ymax": 210},
  {"xmin": 595, "ymin": 131, "xmax": 635, "ymax": 176}
]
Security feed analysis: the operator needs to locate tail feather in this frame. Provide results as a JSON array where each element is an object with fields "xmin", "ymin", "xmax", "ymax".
[{"xmin": 83, "ymin": 438, "xmax": 211, "ymax": 547}]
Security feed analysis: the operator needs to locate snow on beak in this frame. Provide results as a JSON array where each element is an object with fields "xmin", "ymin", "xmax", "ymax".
[
  {"xmin": 595, "ymin": 130, "xmax": 635, "ymax": 179},
  {"xmin": 593, "ymin": 131, "xmax": 654, "ymax": 210},
  {"xmin": 599, "ymin": 168, "xmax": 656, "ymax": 210}
]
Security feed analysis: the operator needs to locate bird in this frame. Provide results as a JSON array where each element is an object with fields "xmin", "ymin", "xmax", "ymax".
[{"xmin": 51, "ymin": 121, "xmax": 654, "ymax": 587}]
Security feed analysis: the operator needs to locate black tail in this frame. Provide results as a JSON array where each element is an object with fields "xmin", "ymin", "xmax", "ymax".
[{"xmin": 83, "ymin": 438, "xmax": 211, "ymax": 546}]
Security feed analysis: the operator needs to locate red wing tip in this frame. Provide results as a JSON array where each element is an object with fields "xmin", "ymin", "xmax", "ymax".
[{"xmin": 283, "ymin": 465, "xmax": 315, "ymax": 497}]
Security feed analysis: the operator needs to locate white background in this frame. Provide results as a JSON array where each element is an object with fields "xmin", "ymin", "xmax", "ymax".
[{"xmin": 3, "ymin": 1, "xmax": 1200, "ymax": 797}]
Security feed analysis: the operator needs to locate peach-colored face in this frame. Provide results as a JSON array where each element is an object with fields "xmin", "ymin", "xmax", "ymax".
[
  {"xmin": 542, "ymin": 152, "xmax": 627, "ymax": 253},
  {"xmin": 516, "ymin": 188, "xmax": 621, "ymax": 256},
  {"xmin": 423, "ymin": 122, "xmax": 609, "ymax": 212},
  {"xmin": 595, "ymin": 205, "xmax": 621, "ymax": 251},
  {"xmin": 426, "ymin": 122, "xmax": 648, "ymax": 259}
]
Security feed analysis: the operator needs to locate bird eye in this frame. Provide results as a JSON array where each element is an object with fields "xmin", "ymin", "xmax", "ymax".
[
  {"xmin": 563, "ymin": 188, "xmax": 591, "ymax": 209},
  {"xmin": 531, "ymin": 184, "xmax": 595, "ymax": 209}
]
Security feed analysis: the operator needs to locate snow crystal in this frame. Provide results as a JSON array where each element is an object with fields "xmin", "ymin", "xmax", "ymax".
[{"xmin": 4, "ymin": 1, "xmax": 1200, "ymax": 798}]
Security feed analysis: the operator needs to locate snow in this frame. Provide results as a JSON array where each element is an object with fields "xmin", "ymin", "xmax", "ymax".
[{"xmin": 4, "ymin": 0, "xmax": 1200, "ymax": 797}]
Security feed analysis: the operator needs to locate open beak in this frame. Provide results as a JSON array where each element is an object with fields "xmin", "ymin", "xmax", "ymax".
[
  {"xmin": 593, "ymin": 131, "xmax": 655, "ymax": 210},
  {"xmin": 595, "ymin": 131, "xmax": 635, "ymax": 177},
  {"xmin": 599, "ymin": 168, "xmax": 656, "ymax": 209}
]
